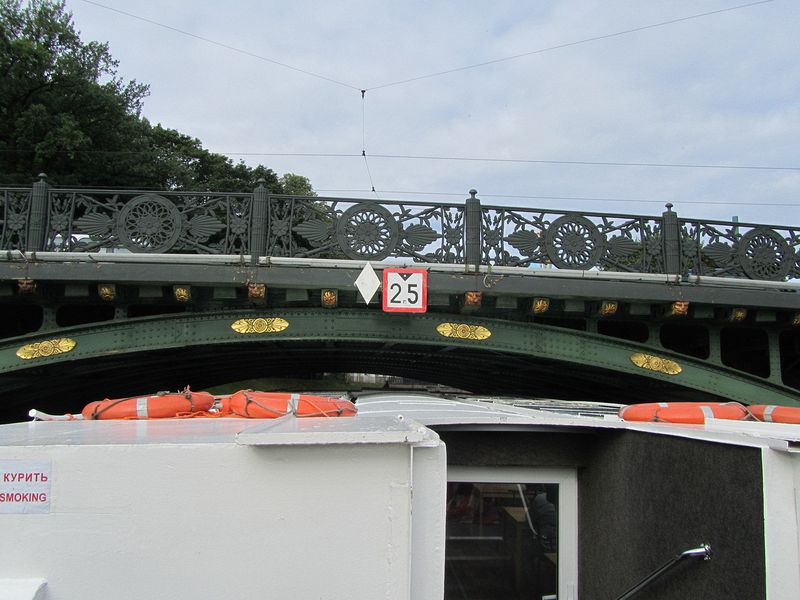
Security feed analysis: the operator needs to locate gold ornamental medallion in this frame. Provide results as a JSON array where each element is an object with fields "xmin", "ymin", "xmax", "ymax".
[
  {"xmin": 436, "ymin": 322, "xmax": 492, "ymax": 341},
  {"xmin": 630, "ymin": 352, "xmax": 682, "ymax": 375},
  {"xmin": 231, "ymin": 318, "xmax": 289, "ymax": 334},
  {"xmin": 16, "ymin": 338, "xmax": 77, "ymax": 360}
]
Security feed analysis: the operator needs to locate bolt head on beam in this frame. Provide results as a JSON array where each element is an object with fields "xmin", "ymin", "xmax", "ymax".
[
  {"xmin": 532, "ymin": 297, "xmax": 550, "ymax": 315},
  {"xmin": 98, "ymin": 284, "xmax": 116, "ymax": 301},
  {"xmin": 727, "ymin": 308, "xmax": 747, "ymax": 322},
  {"xmin": 669, "ymin": 301, "xmax": 689, "ymax": 317},
  {"xmin": 248, "ymin": 283, "xmax": 266, "ymax": 301},
  {"xmin": 599, "ymin": 301, "xmax": 618, "ymax": 317},
  {"xmin": 463, "ymin": 291, "xmax": 482, "ymax": 307},
  {"xmin": 321, "ymin": 289, "xmax": 338, "ymax": 308},
  {"xmin": 17, "ymin": 279, "xmax": 36, "ymax": 295},
  {"xmin": 173, "ymin": 286, "xmax": 191, "ymax": 303}
]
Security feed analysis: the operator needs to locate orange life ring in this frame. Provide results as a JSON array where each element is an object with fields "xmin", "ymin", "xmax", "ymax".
[
  {"xmin": 82, "ymin": 389, "xmax": 215, "ymax": 420},
  {"xmin": 619, "ymin": 402, "xmax": 748, "ymax": 424},
  {"xmin": 748, "ymin": 405, "xmax": 800, "ymax": 424},
  {"xmin": 220, "ymin": 391, "xmax": 357, "ymax": 418}
]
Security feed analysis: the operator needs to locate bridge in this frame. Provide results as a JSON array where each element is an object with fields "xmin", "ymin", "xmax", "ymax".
[{"xmin": 1, "ymin": 175, "xmax": 798, "ymax": 421}]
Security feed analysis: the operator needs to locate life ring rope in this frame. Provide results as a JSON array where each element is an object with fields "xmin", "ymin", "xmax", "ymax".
[
  {"xmin": 234, "ymin": 391, "xmax": 355, "ymax": 419},
  {"xmin": 79, "ymin": 389, "xmax": 356, "ymax": 421},
  {"xmin": 620, "ymin": 402, "xmax": 800, "ymax": 426},
  {"xmin": 748, "ymin": 405, "xmax": 800, "ymax": 425},
  {"xmin": 619, "ymin": 402, "xmax": 748, "ymax": 424}
]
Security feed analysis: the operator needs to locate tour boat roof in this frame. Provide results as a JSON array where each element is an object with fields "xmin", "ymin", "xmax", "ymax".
[
  {"xmin": 1, "ymin": 392, "xmax": 799, "ymax": 452},
  {"xmin": 354, "ymin": 392, "xmax": 800, "ymax": 452}
]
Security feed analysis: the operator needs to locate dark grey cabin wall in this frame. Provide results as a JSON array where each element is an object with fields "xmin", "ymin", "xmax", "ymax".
[
  {"xmin": 439, "ymin": 430, "xmax": 595, "ymax": 468},
  {"xmin": 581, "ymin": 430, "xmax": 765, "ymax": 600},
  {"xmin": 437, "ymin": 428, "xmax": 766, "ymax": 600}
]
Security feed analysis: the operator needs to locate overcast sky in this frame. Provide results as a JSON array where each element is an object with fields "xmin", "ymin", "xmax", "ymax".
[{"xmin": 65, "ymin": 0, "xmax": 799, "ymax": 225}]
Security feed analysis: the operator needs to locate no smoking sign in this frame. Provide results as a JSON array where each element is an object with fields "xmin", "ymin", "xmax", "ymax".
[{"xmin": 382, "ymin": 268, "xmax": 428, "ymax": 313}]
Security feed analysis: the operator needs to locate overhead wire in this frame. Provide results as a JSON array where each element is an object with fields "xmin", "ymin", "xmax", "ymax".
[
  {"xmin": 77, "ymin": 0, "xmax": 361, "ymax": 91},
  {"xmin": 4, "ymin": 147, "xmax": 797, "ymax": 172},
  {"xmin": 197, "ymin": 152, "xmax": 800, "ymax": 173},
  {"xmin": 313, "ymin": 189, "xmax": 800, "ymax": 207},
  {"xmin": 361, "ymin": 155, "xmax": 379, "ymax": 199},
  {"xmin": 364, "ymin": 0, "xmax": 775, "ymax": 90},
  {"xmin": 79, "ymin": 0, "xmax": 775, "ymax": 94},
  {"xmin": 361, "ymin": 90, "xmax": 367, "ymax": 153},
  {"xmin": 333, "ymin": 153, "xmax": 800, "ymax": 172},
  {"xmin": 359, "ymin": 89, "xmax": 379, "ymax": 197}
]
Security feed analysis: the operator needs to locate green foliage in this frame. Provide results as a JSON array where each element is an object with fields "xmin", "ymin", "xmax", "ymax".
[
  {"xmin": 278, "ymin": 173, "xmax": 316, "ymax": 196},
  {"xmin": 142, "ymin": 124, "xmax": 285, "ymax": 192},
  {"xmin": 0, "ymin": 0, "xmax": 313, "ymax": 194}
]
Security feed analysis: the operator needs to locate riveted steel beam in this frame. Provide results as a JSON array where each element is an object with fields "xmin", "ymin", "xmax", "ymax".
[
  {"xmin": 0, "ymin": 308, "xmax": 797, "ymax": 408},
  {"xmin": 1, "ymin": 259, "xmax": 799, "ymax": 309}
]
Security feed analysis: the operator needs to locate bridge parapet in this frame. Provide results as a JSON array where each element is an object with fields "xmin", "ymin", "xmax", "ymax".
[{"xmin": 2, "ymin": 176, "xmax": 798, "ymax": 281}]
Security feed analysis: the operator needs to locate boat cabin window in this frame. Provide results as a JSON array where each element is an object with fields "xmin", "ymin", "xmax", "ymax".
[{"xmin": 446, "ymin": 467, "xmax": 577, "ymax": 600}]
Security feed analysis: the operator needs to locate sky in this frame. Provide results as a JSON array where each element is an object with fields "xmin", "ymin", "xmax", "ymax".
[{"xmin": 63, "ymin": 0, "xmax": 799, "ymax": 225}]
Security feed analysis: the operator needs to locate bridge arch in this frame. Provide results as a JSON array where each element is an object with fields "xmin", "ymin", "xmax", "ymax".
[{"xmin": 2, "ymin": 307, "xmax": 797, "ymax": 420}]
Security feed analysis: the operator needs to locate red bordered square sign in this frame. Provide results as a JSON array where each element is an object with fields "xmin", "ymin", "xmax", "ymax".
[{"xmin": 382, "ymin": 268, "xmax": 428, "ymax": 313}]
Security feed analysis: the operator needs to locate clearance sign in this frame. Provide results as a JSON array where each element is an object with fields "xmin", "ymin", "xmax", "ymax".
[
  {"xmin": 0, "ymin": 460, "xmax": 52, "ymax": 514},
  {"xmin": 382, "ymin": 268, "xmax": 428, "ymax": 313}
]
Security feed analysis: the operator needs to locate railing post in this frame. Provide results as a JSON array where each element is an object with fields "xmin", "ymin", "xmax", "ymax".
[
  {"xmin": 27, "ymin": 173, "xmax": 50, "ymax": 251},
  {"xmin": 465, "ymin": 188, "xmax": 482, "ymax": 270},
  {"xmin": 250, "ymin": 178, "xmax": 269, "ymax": 265},
  {"xmin": 662, "ymin": 202, "xmax": 681, "ymax": 275}
]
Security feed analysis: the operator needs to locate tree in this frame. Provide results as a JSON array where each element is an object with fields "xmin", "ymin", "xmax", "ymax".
[
  {"xmin": 0, "ymin": 0, "xmax": 314, "ymax": 194},
  {"xmin": 0, "ymin": 0, "xmax": 150, "ymax": 185},
  {"xmin": 278, "ymin": 173, "xmax": 316, "ymax": 196},
  {"xmin": 143, "ymin": 124, "xmax": 284, "ymax": 192}
]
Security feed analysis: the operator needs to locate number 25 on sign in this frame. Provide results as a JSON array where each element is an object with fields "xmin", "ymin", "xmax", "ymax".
[{"xmin": 382, "ymin": 268, "xmax": 428, "ymax": 313}]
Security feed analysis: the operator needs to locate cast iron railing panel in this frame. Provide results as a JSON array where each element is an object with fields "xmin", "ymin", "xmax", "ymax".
[
  {"xmin": 2, "ymin": 177, "xmax": 798, "ymax": 281},
  {"xmin": 479, "ymin": 204, "xmax": 669, "ymax": 273},
  {"xmin": 0, "ymin": 188, "xmax": 32, "ymax": 250},
  {"xmin": 44, "ymin": 190, "xmax": 252, "ymax": 254},
  {"xmin": 679, "ymin": 217, "xmax": 800, "ymax": 280},
  {"xmin": 266, "ymin": 195, "xmax": 465, "ymax": 262}
]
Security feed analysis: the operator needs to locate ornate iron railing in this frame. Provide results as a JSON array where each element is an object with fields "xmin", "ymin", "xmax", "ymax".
[
  {"xmin": 480, "ymin": 204, "xmax": 670, "ymax": 272},
  {"xmin": 679, "ymin": 216, "xmax": 800, "ymax": 281},
  {"xmin": 1, "ymin": 177, "xmax": 798, "ymax": 281}
]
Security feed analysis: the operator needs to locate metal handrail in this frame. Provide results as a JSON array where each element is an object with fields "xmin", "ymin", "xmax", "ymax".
[{"xmin": 615, "ymin": 544, "xmax": 713, "ymax": 600}]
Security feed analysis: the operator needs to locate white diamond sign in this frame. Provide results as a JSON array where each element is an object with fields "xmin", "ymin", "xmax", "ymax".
[{"xmin": 354, "ymin": 262, "xmax": 381, "ymax": 305}]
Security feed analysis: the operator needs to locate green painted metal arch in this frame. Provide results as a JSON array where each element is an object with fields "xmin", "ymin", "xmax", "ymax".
[{"xmin": 2, "ymin": 308, "xmax": 799, "ymax": 406}]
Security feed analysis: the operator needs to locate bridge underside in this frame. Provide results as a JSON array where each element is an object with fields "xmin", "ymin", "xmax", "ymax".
[
  {"xmin": 1, "ymin": 304, "xmax": 798, "ymax": 422},
  {"xmin": 0, "ymin": 338, "xmax": 725, "ymax": 422}
]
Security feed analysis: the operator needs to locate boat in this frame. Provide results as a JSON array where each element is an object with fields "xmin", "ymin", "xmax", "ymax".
[{"xmin": 0, "ymin": 391, "xmax": 797, "ymax": 599}]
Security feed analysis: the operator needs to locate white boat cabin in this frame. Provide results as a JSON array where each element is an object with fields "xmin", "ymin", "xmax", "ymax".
[{"xmin": 0, "ymin": 393, "xmax": 798, "ymax": 600}]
